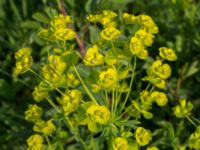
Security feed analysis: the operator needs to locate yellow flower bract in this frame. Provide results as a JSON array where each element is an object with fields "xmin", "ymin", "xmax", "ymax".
[
  {"xmin": 25, "ymin": 104, "xmax": 43, "ymax": 122},
  {"xmin": 33, "ymin": 120, "xmax": 56, "ymax": 135},
  {"xmin": 50, "ymin": 14, "xmax": 72, "ymax": 30},
  {"xmin": 57, "ymin": 89, "xmax": 82, "ymax": 115},
  {"xmin": 159, "ymin": 47, "xmax": 177, "ymax": 61},
  {"xmin": 87, "ymin": 104, "xmax": 110, "ymax": 125},
  {"xmin": 113, "ymin": 137, "xmax": 128, "ymax": 150},
  {"xmin": 84, "ymin": 45, "xmax": 104, "ymax": 66},
  {"xmin": 151, "ymin": 91, "xmax": 168, "ymax": 106},
  {"xmin": 135, "ymin": 127, "xmax": 152, "ymax": 146},
  {"xmin": 151, "ymin": 60, "xmax": 171, "ymax": 79},
  {"xmin": 100, "ymin": 26, "xmax": 121, "ymax": 41},
  {"xmin": 27, "ymin": 134, "xmax": 44, "ymax": 150},
  {"xmin": 189, "ymin": 126, "xmax": 200, "ymax": 150},
  {"xmin": 14, "ymin": 48, "xmax": 33, "ymax": 75},
  {"xmin": 99, "ymin": 67, "xmax": 118, "ymax": 89},
  {"xmin": 146, "ymin": 147, "xmax": 160, "ymax": 150},
  {"xmin": 173, "ymin": 99, "xmax": 193, "ymax": 118}
]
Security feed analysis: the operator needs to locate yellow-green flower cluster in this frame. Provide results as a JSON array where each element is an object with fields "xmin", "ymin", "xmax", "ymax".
[
  {"xmin": 123, "ymin": 13, "xmax": 159, "ymax": 34},
  {"xmin": 113, "ymin": 137, "xmax": 128, "ymax": 150},
  {"xmin": 87, "ymin": 10, "xmax": 121, "ymax": 41},
  {"xmin": 65, "ymin": 72, "xmax": 80, "ymax": 87},
  {"xmin": 142, "ymin": 47, "xmax": 176, "ymax": 88},
  {"xmin": 99, "ymin": 67, "xmax": 118, "ymax": 89},
  {"xmin": 25, "ymin": 104, "xmax": 43, "ymax": 122},
  {"xmin": 143, "ymin": 60, "xmax": 172, "ymax": 89},
  {"xmin": 123, "ymin": 13, "xmax": 138, "ymax": 24},
  {"xmin": 189, "ymin": 126, "xmax": 200, "ymax": 150},
  {"xmin": 83, "ymin": 45, "xmax": 104, "ymax": 66},
  {"xmin": 50, "ymin": 14, "xmax": 75, "ymax": 40},
  {"xmin": 42, "ymin": 55, "xmax": 66, "ymax": 87},
  {"xmin": 141, "ymin": 90, "xmax": 168, "ymax": 107},
  {"xmin": 87, "ymin": 104, "xmax": 110, "ymax": 125},
  {"xmin": 129, "ymin": 29, "xmax": 154, "ymax": 59},
  {"xmin": 57, "ymin": 89, "xmax": 82, "ymax": 115},
  {"xmin": 151, "ymin": 91, "xmax": 168, "ymax": 106},
  {"xmin": 39, "ymin": 14, "xmax": 75, "ymax": 41},
  {"xmin": 151, "ymin": 60, "xmax": 171, "ymax": 79},
  {"xmin": 173, "ymin": 99, "xmax": 193, "ymax": 118},
  {"xmin": 131, "ymin": 90, "xmax": 168, "ymax": 119},
  {"xmin": 159, "ymin": 47, "xmax": 177, "ymax": 61},
  {"xmin": 32, "ymin": 82, "xmax": 50, "ymax": 102},
  {"xmin": 27, "ymin": 134, "xmax": 44, "ymax": 150},
  {"xmin": 14, "ymin": 48, "xmax": 33, "ymax": 75},
  {"xmin": 87, "ymin": 10, "xmax": 117, "ymax": 27},
  {"xmin": 81, "ymin": 104, "xmax": 110, "ymax": 132},
  {"xmin": 138, "ymin": 15, "xmax": 159, "ymax": 34},
  {"xmin": 135, "ymin": 126, "xmax": 152, "ymax": 146},
  {"xmin": 33, "ymin": 120, "xmax": 56, "ymax": 135},
  {"xmin": 146, "ymin": 147, "xmax": 159, "ymax": 150},
  {"xmin": 124, "ymin": 13, "xmax": 158, "ymax": 60},
  {"xmin": 100, "ymin": 26, "xmax": 121, "ymax": 41}
]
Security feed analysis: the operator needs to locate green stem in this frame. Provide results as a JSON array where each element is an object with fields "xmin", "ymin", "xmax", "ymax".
[
  {"xmin": 145, "ymin": 82, "xmax": 151, "ymax": 91},
  {"xmin": 46, "ymin": 97, "xmax": 86, "ymax": 149},
  {"xmin": 116, "ymin": 107, "xmax": 131, "ymax": 121},
  {"xmin": 104, "ymin": 91, "xmax": 109, "ymax": 107},
  {"xmin": 111, "ymin": 41, "xmax": 117, "ymax": 57},
  {"xmin": 29, "ymin": 68, "xmax": 64, "ymax": 95},
  {"xmin": 46, "ymin": 97, "xmax": 60, "ymax": 113},
  {"xmin": 114, "ymin": 89, "xmax": 122, "ymax": 114},
  {"xmin": 73, "ymin": 66, "xmax": 98, "ymax": 105},
  {"xmin": 65, "ymin": 118, "xmax": 87, "ymax": 150},
  {"xmin": 186, "ymin": 116, "xmax": 198, "ymax": 128},
  {"xmin": 120, "ymin": 56, "xmax": 137, "ymax": 112},
  {"xmin": 28, "ymin": 69, "xmax": 44, "ymax": 81},
  {"xmin": 111, "ymin": 89, "xmax": 115, "ymax": 119},
  {"xmin": 191, "ymin": 116, "xmax": 200, "ymax": 124},
  {"xmin": 45, "ymin": 135, "xmax": 51, "ymax": 148}
]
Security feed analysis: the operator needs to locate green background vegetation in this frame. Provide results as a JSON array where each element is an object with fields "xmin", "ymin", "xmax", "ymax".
[{"xmin": 0, "ymin": 0, "xmax": 200, "ymax": 149}]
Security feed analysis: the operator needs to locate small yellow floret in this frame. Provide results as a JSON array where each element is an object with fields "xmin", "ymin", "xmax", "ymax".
[
  {"xmin": 25, "ymin": 104, "xmax": 43, "ymax": 122},
  {"xmin": 173, "ymin": 99, "xmax": 193, "ymax": 118},
  {"xmin": 83, "ymin": 45, "xmax": 104, "ymax": 66},
  {"xmin": 113, "ymin": 137, "xmax": 128, "ymax": 150},
  {"xmin": 159, "ymin": 47, "xmax": 177, "ymax": 61},
  {"xmin": 87, "ymin": 104, "xmax": 110, "ymax": 125},
  {"xmin": 27, "ymin": 134, "xmax": 44, "ymax": 150},
  {"xmin": 15, "ymin": 48, "xmax": 33, "ymax": 75},
  {"xmin": 135, "ymin": 127, "xmax": 152, "ymax": 146},
  {"xmin": 100, "ymin": 27, "xmax": 120, "ymax": 41}
]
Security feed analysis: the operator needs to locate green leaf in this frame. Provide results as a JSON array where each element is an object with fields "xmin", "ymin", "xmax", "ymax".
[
  {"xmin": 110, "ymin": 124, "xmax": 119, "ymax": 136},
  {"xmin": 86, "ymin": 70, "xmax": 99, "ymax": 85},
  {"xmin": 157, "ymin": 121, "xmax": 176, "ymax": 144},
  {"xmin": 118, "ymin": 66, "xmax": 131, "ymax": 80},
  {"xmin": 88, "ymin": 121, "xmax": 98, "ymax": 132},
  {"xmin": 128, "ymin": 140, "xmax": 139, "ymax": 150},
  {"xmin": 85, "ymin": 0, "xmax": 93, "ymax": 12},
  {"xmin": 0, "ymin": 79, "xmax": 14, "ymax": 101},
  {"xmin": 116, "ymin": 120, "xmax": 140, "ymax": 128},
  {"xmin": 104, "ymin": 49, "xmax": 117, "ymax": 66},
  {"xmin": 21, "ymin": 20, "xmax": 41, "ymax": 29},
  {"xmin": 121, "ymin": 131, "xmax": 133, "ymax": 138},
  {"xmin": 37, "ymin": 29, "xmax": 57, "ymax": 41},
  {"xmin": 62, "ymin": 51, "xmax": 79, "ymax": 68},
  {"xmin": 32, "ymin": 12, "xmax": 50, "ymax": 24},
  {"xmin": 184, "ymin": 61, "xmax": 199, "ymax": 79},
  {"xmin": 89, "ymin": 26, "xmax": 100, "ymax": 43}
]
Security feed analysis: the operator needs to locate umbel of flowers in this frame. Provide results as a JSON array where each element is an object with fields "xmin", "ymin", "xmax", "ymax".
[{"xmin": 14, "ymin": 10, "xmax": 199, "ymax": 150}]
